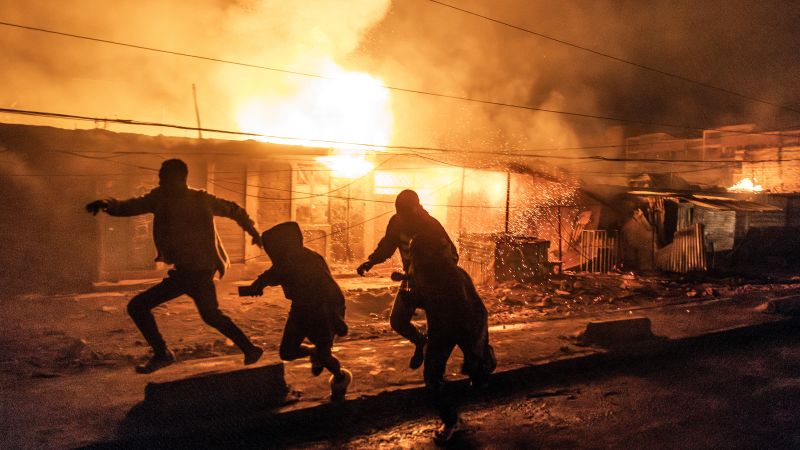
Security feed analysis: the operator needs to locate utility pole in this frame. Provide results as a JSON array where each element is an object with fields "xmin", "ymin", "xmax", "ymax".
[
  {"xmin": 504, "ymin": 171, "xmax": 511, "ymax": 234},
  {"xmin": 458, "ymin": 167, "xmax": 466, "ymax": 238},
  {"xmin": 192, "ymin": 83, "xmax": 203, "ymax": 139},
  {"xmin": 557, "ymin": 205, "xmax": 563, "ymax": 262},
  {"xmin": 345, "ymin": 182, "xmax": 351, "ymax": 262}
]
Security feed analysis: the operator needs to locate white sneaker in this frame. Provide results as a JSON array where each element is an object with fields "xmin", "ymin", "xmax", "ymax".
[{"xmin": 329, "ymin": 368, "xmax": 352, "ymax": 402}]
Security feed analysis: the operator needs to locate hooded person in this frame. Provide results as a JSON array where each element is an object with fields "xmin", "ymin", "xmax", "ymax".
[
  {"xmin": 356, "ymin": 189, "xmax": 458, "ymax": 370},
  {"xmin": 86, "ymin": 158, "xmax": 263, "ymax": 374},
  {"xmin": 240, "ymin": 221, "xmax": 351, "ymax": 401},
  {"xmin": 406, "ymin": 230, "xmax": 496, "ymax": 445}
]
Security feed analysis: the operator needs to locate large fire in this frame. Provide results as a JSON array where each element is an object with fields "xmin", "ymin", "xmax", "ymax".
[
  {"xmin": 728, "ymin": 177, "xmax": 763, "ymax": 193},
  {"xmin": 235, "ymin": 59, "xmax": 391, "ymax": 178}
]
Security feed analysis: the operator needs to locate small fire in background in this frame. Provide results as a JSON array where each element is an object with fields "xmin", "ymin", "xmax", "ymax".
[{"xmin": 728, "ymin": 177, "xmax": 763, "ymax": 193}]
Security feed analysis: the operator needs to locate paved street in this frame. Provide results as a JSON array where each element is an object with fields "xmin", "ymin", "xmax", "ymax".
[
  {"xmin": 288, "ymin": 327, "xmax": 800, "ymax": 449},
  {"xmin": 2, "ymin": 279, "xmax": 797, "ymax": 448}
]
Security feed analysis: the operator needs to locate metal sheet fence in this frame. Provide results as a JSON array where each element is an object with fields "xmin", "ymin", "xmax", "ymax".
[
  {"xmin": 579, "ymin": 230, "xmax": 619, "ymax": 273},
  {"xmin": 459, "ymin": 238, "xmax": 495, "ymax": 286},
  {"xmin": 656, "ymin": 223, "xmax": 707, "ymax": 273}
]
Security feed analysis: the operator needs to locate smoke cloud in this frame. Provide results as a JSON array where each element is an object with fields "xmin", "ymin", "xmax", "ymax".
[
  {"xmin": 1, "ymin": 0, "xmax": 799, "ymax": 158},
  {"xmin": 0, "ymin": 0, "xmax": 391, "ymax": 138},
  {"xmin": 360, "ymin": 0, "xmax": 800, "ymax": 153}
]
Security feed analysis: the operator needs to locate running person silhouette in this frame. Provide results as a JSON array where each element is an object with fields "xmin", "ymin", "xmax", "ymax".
[{"xmin": 86, "ymin": 159, "xmax": 263, "ymax": 373}]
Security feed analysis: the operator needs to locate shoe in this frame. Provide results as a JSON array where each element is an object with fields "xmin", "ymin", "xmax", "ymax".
[
  {"xmin": 244, "ymin": 346, "xmax": 264, "ymax": 365},
  {"xmin": 135, "ymin": 350, "xmax": 175, "ymax": 374},
  {"xmin": 409, "ymin": 340, "xmax": 426, "ymax": 370},
  {"xmin": 329, "ymin": 368, "xmax": 352, "ymax": 402},
  {"xmin": 310, "ymin": 352, "xmax": 324, "ymax": 376},
  {"xmin": 433, "ymin": 420, "xmax": 463, "ymax": 446}
]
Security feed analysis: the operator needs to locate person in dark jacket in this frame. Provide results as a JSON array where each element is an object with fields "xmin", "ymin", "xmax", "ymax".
[
  {"xmin": 406, "ymin": 230, "xmax": 496, "ymax": 445},
  {"xmin": 356, "ymin": 190, "xmax": 457, "ymax": 370},
  {"xmin": 86, "ymin": 159, "xmax": 263, "ymax": 374},
  {"xmin": 240, "ymin": 221, "xmax": 352, "ymax": 401}
]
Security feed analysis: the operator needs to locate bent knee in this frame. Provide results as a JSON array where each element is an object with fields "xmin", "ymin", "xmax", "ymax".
[
  {"xmin": 198, "ymin": 309, "xmax": 228, "ymax": 325},
  {"xmin": 389, "ymin": 313, "xmax": 408, "ymax": 331},
  {"xmin": 126, "ymin": 297, "xmax": 148, "ymax": 317}
]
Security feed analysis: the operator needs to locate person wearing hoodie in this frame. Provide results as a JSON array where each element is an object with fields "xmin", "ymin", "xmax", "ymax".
[
  {"xmin": 404, "ymin": 230, "xmax": 496, "ymax": 445},
  {"xmin": 356, "ymin": 189, "xmax": 458, "ymax": 370},
  {"xmin": 240, "ymin": 221, "xmax": 352, "ymax": 401},
  {"xmin": 85, "ymin": 159, "xmax": 264, "ymax": 374}
]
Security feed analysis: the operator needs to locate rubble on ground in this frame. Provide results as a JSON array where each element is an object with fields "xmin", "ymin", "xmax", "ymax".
[{"xmin": 4, "ymin": 271, "xmax": 800, "ymax": 379}]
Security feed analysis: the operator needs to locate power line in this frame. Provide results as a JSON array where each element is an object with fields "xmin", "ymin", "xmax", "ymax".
[
  {"xmin": 210, "ymin": 177, "xmax": 517, "ymax": 208},
  {"xmin": 246, "ymin": 168, "xmax": 483, "ymax": 260},
  {"xmin": 428, "ymin": 0, "xmax": 800, "ymax": 116},
  {"xmin": 2, "ymin": 140, "xmax": 744, "ymax": 179},
  {"xmin": 14, "ymin": 128, "xmax": 800, "ymax": 157},
  {"xmin": 0, "ymin": 20, "xmax": 794, "ymax": 131},
  {"xmin": 25, "ymin": 142, "xmax": 512, "ymax": 207},
  {"xmin": 2, "ymin": 107, "xmax": 799, "ymax": 164},
  {"xmin": 0, "ymin": 166, "xmax": 438, "ymax": 177},
  {"xmin": 214, "ymin": 155, "xmax": 399, "ymax": 201}
]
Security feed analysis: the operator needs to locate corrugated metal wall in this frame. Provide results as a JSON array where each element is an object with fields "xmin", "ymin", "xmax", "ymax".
[
  {"xmin": 579, "ymin": 230, "xmax": 619, "ymax": 273},
  {"xmin": 209, "ymin": 161, "xmax": 247, "ymax": 264},
  {"xmin": 656, "ymin": 224, "xmax": 707, "ymax": 273}
]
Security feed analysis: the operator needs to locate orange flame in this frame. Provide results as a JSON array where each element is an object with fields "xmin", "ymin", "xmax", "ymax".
[
  {"xmin": 235, "ymin": 59, "xmax": 391, "ymax": 178},
  {"xmin": 728, "ymin": 177, "xmax": 763, "ymax": 192}
]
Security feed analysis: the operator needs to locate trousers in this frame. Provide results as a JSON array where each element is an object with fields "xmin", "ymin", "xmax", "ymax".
[{"xmin": 127, "ymin": 268, "xmax": 255, "ymax": 355}]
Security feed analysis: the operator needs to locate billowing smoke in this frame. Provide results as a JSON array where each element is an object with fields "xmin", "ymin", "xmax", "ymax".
[
  {"xmin": 361, "ymin": 0, "xmax": 800, "ymax": 153},
  {"xmin": 0, "ymin": 0, "xmax": 391, "ymax": 139},
  {"xmin": 1, "ymin": 0, "xmax": 799, "ymax": 159}
]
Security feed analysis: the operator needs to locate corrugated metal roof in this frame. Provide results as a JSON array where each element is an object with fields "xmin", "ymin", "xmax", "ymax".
[
  {"xmin": 685, "ymin": 197, "xmax": 781, "ymax": 212},
  {"xmin": 627, "ymin": 190, "xmax": 781, "ymax": 212}
]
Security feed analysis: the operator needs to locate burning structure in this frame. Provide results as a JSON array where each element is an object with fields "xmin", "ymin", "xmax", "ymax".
[
  {"xmin": 2, "ymin": 0, "xmax": 800, "ymax": 292},
  {"xmin": 0, "ymin": 122, "xmax": 587, "ymax": 294},
  {"xmin": 624, "ymin": 125, "xmax": 800, "ymax": 193},
  {"xmin": 615, "ymin": 125, "xmax": 800, "ymax": 271},
  {"xmin": 5, "ymin": 119, "xmax": 800, "ymax": 296}
]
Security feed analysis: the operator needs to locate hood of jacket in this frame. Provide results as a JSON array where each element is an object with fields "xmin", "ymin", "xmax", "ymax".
[{"xmin": 262, "ymin": 221, "xmax": 304, "ymax": 262}]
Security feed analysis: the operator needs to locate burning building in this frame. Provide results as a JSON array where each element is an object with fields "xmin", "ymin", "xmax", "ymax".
[
  {"xmin": 614, "ymin": 123, "xmax": 800, "ymax": 271},
  {"xmin": 0, "ymin": 122, "xmax": 589, "ymax": 294},
  {"xmin": 624, "ymin": 125, "xmax": 800, "ymax": 193}
]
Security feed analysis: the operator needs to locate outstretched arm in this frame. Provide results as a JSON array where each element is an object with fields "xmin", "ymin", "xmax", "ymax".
[
  {"xmin": 240, "ymin": 267, "xmax": 281, "ymax": 296},
  {"xmin": 358, "ymin": 217, "xmax": 399, "ymax": 275},
  {"xmin": 368, "ymin": 233, "xmax": 399, "ymax": 265},
  {"xmin": 86, "ymin": 190, "xmax": 157, "ymax": 217},
  {"xmin": 254, "ymin": 267, "xmax": 281, "ymax": 289},
  {"xmin": 209, "ymin": 195, "xmax": 261, "ymax": 247}
]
